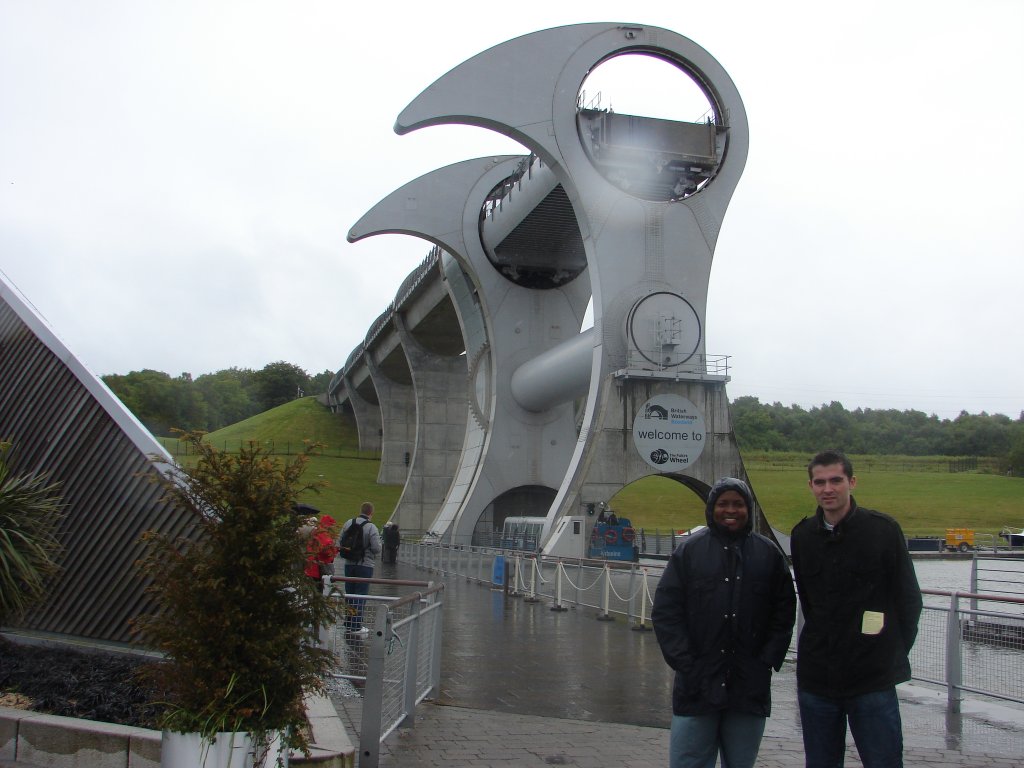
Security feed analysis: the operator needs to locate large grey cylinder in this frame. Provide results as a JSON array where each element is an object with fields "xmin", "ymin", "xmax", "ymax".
[{"xmin": 510, "ymin": 328, "xmax": 594, "ymax": 412}]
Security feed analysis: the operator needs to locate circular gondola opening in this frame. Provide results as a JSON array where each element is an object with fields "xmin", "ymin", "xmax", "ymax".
[{"xmin": 577, "ymin": 53, "xmax": 723, "ymax": 201}]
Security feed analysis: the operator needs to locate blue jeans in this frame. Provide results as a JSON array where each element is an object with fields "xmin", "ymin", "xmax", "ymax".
[
  {"xmin": 343, "ymin": 563, "xmax": 373, "ymax": 631},
  {"xmin": 669, "ymin": 711, "xmax": 766, "ymax": 768},
  {"xmin": 798, "ymin": 688, "xmax": 903, "ymax": 768}
]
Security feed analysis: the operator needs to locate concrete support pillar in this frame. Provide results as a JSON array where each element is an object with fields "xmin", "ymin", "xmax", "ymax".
[
  {"xmin": 433, "ymin": 252, "xmax": 488, "ymax": 536},
  {"xmin": 342, "ymin": 374, "xmax": 382, "ymax": 454},
  {"xmin": 365, "ymin": 347, "xmax": 415, "ymax": 486},
  {"xmin": 390, "ymin": 312, "xmax": 467, "ymax": 535}
]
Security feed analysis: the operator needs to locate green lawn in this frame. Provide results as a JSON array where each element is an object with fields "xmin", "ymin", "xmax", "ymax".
[
  {"xmin": 157, "ymin": 397, "xmax": 364, "ymax": 457},
  {"xmin": 156, "ymin": 397, "xmax": 399, "ymax": 520},
  {"xmin": 157, "ymin": 398, "xmax": 1023, "ymax": 538},
  {"xmin": 609, "ymin": 468, "xmax": 1023, "ymax": 539}
]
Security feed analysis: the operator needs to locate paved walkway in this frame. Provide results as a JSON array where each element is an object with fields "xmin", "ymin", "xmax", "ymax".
[{"xmin": 331, "ymin": 559, "xmax": 1024, "ymax": 767}]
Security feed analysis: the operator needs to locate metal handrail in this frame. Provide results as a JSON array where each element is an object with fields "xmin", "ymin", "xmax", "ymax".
[
  {"xmin": 922, "ymin": 587, "xmax": 1024, "ymax": 604},
  {"xmin": 323, "ymin": 575, "xmax": 445, "ymax": 768}
]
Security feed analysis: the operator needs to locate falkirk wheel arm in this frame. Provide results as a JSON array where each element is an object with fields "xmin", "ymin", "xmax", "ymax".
[
  {"xmin": 347, "ymin": 157, "xmax": 524, "ymax": 540},
  {"xmin": 348, "ymin": 155, "xmax": 523, "ymax": 252},
  {"xmin": 395, "ymin": 22, "xmax": 749, "ymax": 229},
  {"xmin": 346, "ymin": 156, "xmax": 590, "ymax": 546}
]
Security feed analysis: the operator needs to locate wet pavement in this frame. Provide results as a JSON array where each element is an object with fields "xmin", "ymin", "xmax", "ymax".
[{"xmin": 331, "ymin": 558, "xmax": 1024, "ymax": 766}]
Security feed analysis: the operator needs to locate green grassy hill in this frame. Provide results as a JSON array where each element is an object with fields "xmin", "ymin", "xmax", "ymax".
[
  {"xmin": 159, "ymin": 398, "xmax": 402, "ymax": 522},
  {"xmin": 160, "ymin": 398, "xmax": 1023, "ymax": 538}
]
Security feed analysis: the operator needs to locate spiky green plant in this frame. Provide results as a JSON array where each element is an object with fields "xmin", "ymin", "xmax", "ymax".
[{"xmin": 0, "ymin": 440, "xmax": 65, "ymax": 625}]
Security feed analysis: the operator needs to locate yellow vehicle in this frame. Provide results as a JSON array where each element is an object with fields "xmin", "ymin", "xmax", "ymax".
[{"xmin": 945, "ymin": 528, "xmax": 975, "ymax": 552}]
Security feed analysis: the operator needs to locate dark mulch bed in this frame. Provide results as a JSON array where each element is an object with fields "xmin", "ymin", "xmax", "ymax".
[{"xmin": 0, "ymin": 638, "xmax": 168, "ymax": 728}]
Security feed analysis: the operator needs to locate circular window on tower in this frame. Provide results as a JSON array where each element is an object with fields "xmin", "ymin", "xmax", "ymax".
[{"xmin": 577, "ymin": 53, "xmax": 723, "ymax": 201}]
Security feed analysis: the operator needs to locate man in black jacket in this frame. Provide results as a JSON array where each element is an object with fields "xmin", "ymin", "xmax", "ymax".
[
  {"xmin": 653, "ymin": 477, "xmax": 796, "ymax": 768},
  {"xmin": 791, "ymin": 450, "xmax": 922, "ymax": 768}
]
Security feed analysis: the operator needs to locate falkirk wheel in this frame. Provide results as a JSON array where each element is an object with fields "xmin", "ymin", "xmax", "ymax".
[{"xmin": 331, "ymin": 22, "xmax": 774, "ymax": 555}]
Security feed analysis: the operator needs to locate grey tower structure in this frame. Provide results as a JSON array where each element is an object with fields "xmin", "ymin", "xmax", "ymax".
[{"xmin": 336, "ymin": 22, "xmax": 772, "ymax": 553}]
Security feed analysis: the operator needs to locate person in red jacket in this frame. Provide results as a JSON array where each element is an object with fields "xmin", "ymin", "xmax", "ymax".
[{"xmin": 303, "ymin": 514, "xmax": 338, "ymax": 581}]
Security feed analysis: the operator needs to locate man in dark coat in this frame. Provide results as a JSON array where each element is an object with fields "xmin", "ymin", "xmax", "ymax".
[
  {"xmin": 382, "ymin": 521, "xmax": 401, "ymax": 564},
  {"xmin": 653, "ymin": 477, "xmax": 796, "ymax": 768},
  {"xmin": 791, "ymin": 450, "xmax": 922, "ymax": 767}
]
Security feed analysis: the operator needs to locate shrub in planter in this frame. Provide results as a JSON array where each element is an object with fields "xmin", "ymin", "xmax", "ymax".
[
  {"xmin": 0, "ymin": 439, "xmax": 65, "ymax": 626},
  {"xmin": 133, "ymin": 432, "xmax": 341, "ymax": 758}
]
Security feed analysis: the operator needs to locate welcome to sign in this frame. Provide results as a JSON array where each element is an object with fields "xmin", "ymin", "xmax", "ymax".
[{"xmin": 632, "ymin": 394, "xmax": 707, "ymax": 471}]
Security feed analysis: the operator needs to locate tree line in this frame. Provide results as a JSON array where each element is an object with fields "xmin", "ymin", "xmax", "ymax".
[
  {"xmin": 102, "ymin": 362, "xmax": 333, "ymax": 437},
  {"xmin": 102, "ymin": 366, "xmax": 1024, "ymax": 475},
  {"xmin": 731, "ymin": 396, "xmax": 1024, "ymax": 473}
]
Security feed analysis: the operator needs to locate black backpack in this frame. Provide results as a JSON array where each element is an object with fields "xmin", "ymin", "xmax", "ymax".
[{"xmin": 338, "ymin": 517, "xmax": 368, "ymax": 562}]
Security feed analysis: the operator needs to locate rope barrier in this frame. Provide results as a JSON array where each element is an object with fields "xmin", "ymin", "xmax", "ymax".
[
  {"xmin": 408, "ymin": 542, "xmax": 660, "ymax": 626},
  {"xmin": 557, "ymin": 565, "xmax": 604, "ymax": 593},
  {"xmin": 605, "ymin": 567, "xmax": 645, "ymax": 603}
]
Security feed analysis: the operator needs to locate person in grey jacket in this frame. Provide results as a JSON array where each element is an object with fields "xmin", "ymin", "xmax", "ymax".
[
  {"xmin": 339, "ymin": 501, "xmax": 382, "ymax": 636},
  {"xmin": 653, "ymin": 477, "xmax": 796, "ymax": 768}
]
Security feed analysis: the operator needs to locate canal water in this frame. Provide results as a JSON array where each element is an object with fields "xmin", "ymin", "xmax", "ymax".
[
  {"xmin": 913, "ymin": 557, "xmax": 972, "ymax": 591},
  {"xmin": 913, "ymin": 555, "xmax": 1024, "ymax": 608}
]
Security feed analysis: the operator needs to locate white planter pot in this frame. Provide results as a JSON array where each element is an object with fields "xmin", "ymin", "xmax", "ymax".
[{"xmin": 162, "ymin": 730, "xmax": 286, "ymax": 768}]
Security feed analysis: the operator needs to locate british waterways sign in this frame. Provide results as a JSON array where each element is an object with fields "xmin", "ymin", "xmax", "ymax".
[{"xmin": 632, "ymin": 394, "xmax": 706, "ymax": 471}]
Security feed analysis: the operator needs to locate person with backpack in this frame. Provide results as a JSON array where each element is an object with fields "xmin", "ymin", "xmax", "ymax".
[
  {"xmin": 382, "ymin": 522, "xmax": 401, "ymax": 564},
  {"xmin": 338, "ymin": 501, "xmax": 382, "ymax": 636}
]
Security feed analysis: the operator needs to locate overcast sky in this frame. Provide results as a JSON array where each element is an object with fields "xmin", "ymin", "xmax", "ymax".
[{"xmin": 2, "ymin": 1, "xmax": 1021, "ymax": 421}]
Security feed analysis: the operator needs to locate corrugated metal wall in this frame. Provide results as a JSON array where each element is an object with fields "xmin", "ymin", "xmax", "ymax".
[{"xmin": 1, "ymin": 279, "xmax": 195, "ymax": 645}]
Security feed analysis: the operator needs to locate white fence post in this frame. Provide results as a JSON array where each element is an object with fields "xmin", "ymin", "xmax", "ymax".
[
  {"xmin": 525, "ymin": 557, "xmax": 541, "ymax": 603},
  {"xmin": 632, "ymin": 567, "xmax": 653, "ymax": 632},
  {"xmin": 945, "ymin": 591, "xmax": 963, "ymax": 712},
  {"xmin": 551, "ymin": 561, "xmax": 568, "ymax": 612},
  {"xmin": 597, "ymin": 564, "xmax": 614, "ymax": 621}
]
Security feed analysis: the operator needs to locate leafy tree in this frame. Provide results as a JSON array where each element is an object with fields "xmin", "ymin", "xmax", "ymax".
[
  {"xmin": 102, "ymin": 362, "xmax": 1021, "ymax": 461},
  {"xmin": 194, "ymin": 368, "xmax": 259, "ymax": 429},
  {"xmin": 730, "ymin": 396, "xmax": 786, "ymax": 450},
  {"xmin": 942, "ymin": 412, "xmax": 1012, "ymax": 457},
  {"xmin": 103, "ymin": 370, "xmax": 207, "ymax": 436},
  {"xmin": 253, "ymin": 361, "xmax": 309, "ymax": 411},
  {"xmin": 729, "ymin": 397, "xmax": 1017, "ymax": 459},
  {"xmin": 1006, "ymin": 426, "xmax": 1024, "ymax": 477},
  {"xmin": 307, "ymin": 369, "xmax": 334, "ymax": 396},
  {"xmin": 0, "ymin": 441, "xmax": 65, "ymax": 624}
]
